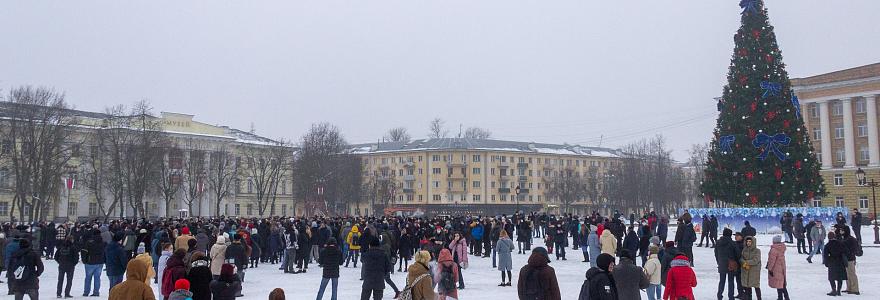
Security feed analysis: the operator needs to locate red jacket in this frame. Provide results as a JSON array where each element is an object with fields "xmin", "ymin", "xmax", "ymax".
[{"xmin": 663, "ymin": 255, "xmax": 696, "ymax": 300}]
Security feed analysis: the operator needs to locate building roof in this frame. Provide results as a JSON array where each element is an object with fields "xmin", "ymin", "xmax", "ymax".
[
  {"xmin": 791, "ymin": 62, "xmax": 880, "ymax": 87},
  {"xmin": 349, "ymin": 138, "xmax": 620, "ymax": 158}
]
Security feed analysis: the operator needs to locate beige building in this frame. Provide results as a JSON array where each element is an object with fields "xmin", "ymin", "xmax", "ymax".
[
  {"xmin": 0, "ymin": 104, "xmax": 295, "ymax": 222},
  {"xmin": 351, "ymin": 138, "xmax": 621, "ymax": 216},
  {"xmin": 793, "ymin": 62, "xmax": 880, "ymax": 216}
]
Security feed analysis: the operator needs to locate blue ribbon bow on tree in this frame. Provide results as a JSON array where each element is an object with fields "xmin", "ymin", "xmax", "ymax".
[
  {"xmin": 791, "ymin": 94, "xmax": 801, "ymax": 119},
  {"xmin": 740, "ymin": 0, "xmax": 759, "ymax": 14},
  {"xmin": 752, "ymin": 132, "xmax": 791, "ymax": 161},
  {"xmin": 720, "ymin": 135, "xmax": 736, "ymax": 153},
  {"xmin": 760, "ymin": 81, "xmax": 781, "ymax": 98}
]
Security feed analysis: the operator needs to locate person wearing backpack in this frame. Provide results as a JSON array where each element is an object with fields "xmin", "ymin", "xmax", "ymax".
[
  {"xmin": 55, "ymin": 238, "xmax": 79, "ymax": 298},
  {"xmin": 345, "ymin": 225, "xmax": 362, "ymax": 268},
  {"xmin": 403, "ymin": 251, "xmax": 435, "ymax": 300},
  {"xmin": 433, "ymin": 248, "xmax": 459, "ymax": 300},
  {"xmin": 7, "ymin": 238, "xmax": 44, "ymax": 300},
  {"xmin": 578, "ymin": 253, "xmax": 617, "ymax": 300},
  {"xmin": 316, "ymin": 237, "xmax": 344, "ymax": 300},
  {"xmin": 161, "ymin": 249, "xmax": 188, "ymax": 300},
  {"xmin": 517, "ymin": 247, "xmax": 561, "ymax": 300},
  {"xmin": 106, "ymin": 232, "xmax": 130, "ymax": 290},
  {"xmin": 209, "ymin": 264, "xmax": 241, "ymax": 300}
]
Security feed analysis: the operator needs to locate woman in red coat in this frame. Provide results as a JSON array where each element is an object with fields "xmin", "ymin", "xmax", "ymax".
[{"xmin": 662, "ymin": 255, "xmax": 697, "ymax": 300}]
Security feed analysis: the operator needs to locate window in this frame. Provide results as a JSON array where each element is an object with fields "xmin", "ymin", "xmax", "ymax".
[
  {"xmin": 281, "ymin": 180, "xmax": 287, "ymax": 194},
  {"xmin": 529, "ymin": 195, "xmax": 534, "ymax": 202},
  {"xmin": 491, "ymin": 181, "xmax": 496, "ymax": 188},
  {"xmin": 473, "ymin": 168, "xmax": 480, "ymax": 174},
  {"xmin": 858, "ymin": 123, "xmax": 868, "ymax": 137},
  {"xmin": 433, "ymin": 194, "xmax": 441, "ymax": 201},
  {"xmin": 835, "ymin": 196, "xmax": 845, "ymax": 207},
  {"xmin": 0, "ymin": 140, "xmax": 11, "ymax": 154},
  {"xmin": 834, "ymin": 174, "xmax": 843, "ymax": 186},
  {"xmin": 235, "ymin": 204, "xmax": 241, "ymax": 215},
  {"xmin": 836, "ymin": 149, "xmax": 845, "ymax": 163},
  {"xmin": 282, "ymin": 204, "xmax": 287, "ymax": 215},
  {"xmin": 433, "ymin": 181, "xmax": 439, "ymax": 188},
  {"xmin": 89, "ymin": 202, "xmax": 98, "ymax": 216},
  {"xmin": 418, "ymin": 195, "xmax": 423, "ymax": 202},
  {"xmin": 809, "ymin": 103, "xmax": 819, "ymax": 118},
  {"xmin": 247, "ymin": 204, "xmax": 253, "ymax": 215},
  {"xmin": 432, "ymin": 155, "xmax": 440, "ymax": 162},
  {"xmin": 0, "ymin": 202, "xmax": 7, "ymax": 216},
  {"xmin": 247, "ymin": 179, "xmax": 254, "ymax": 193},
  {"xmin": 432, "ymin": 168, "xmax": 441, "ymax": 174},
  {"xmin": 816, "ymin": 152, "xmax": 822, "ymax": 163},
  {"xmin": 832, "ymin": 101, "xmax": 843, "ymax": 116},
  {"xmin": 472, "ymin": 181, "xmax": 481, "ymax": 188},
  {"xmin": 491, "ymin": 195, "xmax": 496, "ymax": 202},
  {"xmin": 501, "ymin": 194, "xmax": 507, "ymax": 202},
  {"xmin": 406, "ymin": 194, "xmax": 414, "ymax": 201},
  {"xmin": 68, "ymin": 202, "xmax": 77, "ymax": 217},
  {"xmin": 859, "ymin": 197, "xmax": 869, "ymax": 209},
  {"xmin": 0, "ymin": 168, "xmax": 7, "ymax": 188},
  {"xmin": 472, "ymin": 155, "xmax": 481, "ymax": 162},
  {"xmin": 812, "ymin": 198, "xmax": 822, "ymax": 207},
  {"xmin": 472, "ymin": 194, "xmax": 481, "ymax": 201},
  {"xmin": 856, "ymin": 98, "xmax": 867, "ymax": 113},
  {"xmin": 813, "ymin": 128, "xmax": 821, "ymax": 141},
  {"xmin": 860, "ymin": 146, "xmax": 870, "ymax": 161},
  {"xmin": 834, "ymin": 125, "xmax": 844, "ymax": 139}
]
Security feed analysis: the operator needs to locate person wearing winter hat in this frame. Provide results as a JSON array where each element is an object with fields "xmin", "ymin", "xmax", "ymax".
[
  {"xmin": 175, "ymin": 227, "xmax": 194, "ymax": 251},
  {"xmin": 663, "ymin": 254, "xmax": 697, "ymax": 300},
  {"xmin": 767, "ymin": 235, "xmax": 789, "ymax": 300},
  {"xmin": 108, "ymin": 259, "xmax": 155, "ymax": 300},
  {"xmin": 316, "ymin": 237, "xmax": 343, "ymax": 300},
  {"xmin": 210, "ymin": 264, "xmax": 241, "ymax": 300},
  {"xmin": 169, "ymin": 279, "xmax": 193, "ymax": 300},
  {"xmin": 517, "ymin": 247, "xmax": 561, "ymax": 300},
  {"xmin": 186, "ymin": 252, "xmax": 213, "ymax": 300},
  {"xmin": 578, "ymin": 253, "xmax": 617, "ymax": 300},
  {"xmin": 644, "ymin": 245, "xmax": 663, "ymax": 300},
  {"xmin": 106, "ymin": 232, "xmax": 130, "ymax": 289},
  {"xmin": 660, "ymin": 240, "xmax": 680, "ymax": 288},
  {"xmin": 133, "ymin": 242, "xmax": 156, "ymax": 284}
]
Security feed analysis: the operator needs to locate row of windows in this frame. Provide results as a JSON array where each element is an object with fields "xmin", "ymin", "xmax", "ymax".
[
  {"xmin": 390, "ymin": 166, "xmax": 600, "ymax": 178},
  {"xmin": 813, "ymin": 123, "xmax": 870, "ymax": 141},
  {"xmin": 811, "ymin": 196, "xmax": 869, "ymax": 209},
  {"xmin": 387, "ymin": 193, "xmax": 593, "ymax": 203},
  {"xmin": 809, "ymin": 98, "xmax": 872, "ymax": 118},
  {"xmin": 368, "ymin": 153, "xmax": 613, "ymax": 168}
]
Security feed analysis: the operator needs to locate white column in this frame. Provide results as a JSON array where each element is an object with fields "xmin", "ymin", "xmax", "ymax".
[
  {"xmin": 819, "ymin": 100, "xmax": 833, "ymax": 168},
  {"xmin": 843, "ymin": 98, "xmax": 856, "ymax": 167},
  {"xmin": 867, "ymin": 95, "xmax": 880, "ymax": 167}
]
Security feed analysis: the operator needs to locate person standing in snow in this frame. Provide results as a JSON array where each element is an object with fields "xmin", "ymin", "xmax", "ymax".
[
  {"xmin": 822, "ymin": 232, "xmax": 848, "ymax": 296},
  {"xmin": 766, "ymin": 235, "xmax": 789, "ymax": 300},
  {"xmin": 806, "ymin": 219, "xmax": 826, "ymax": 264},
  {"xmin": 644, "ymin": 245, "xmax": 662, "ymax": 300},
  {"xmin": 662, "ymin": 254, "xmax": 697, "ymax": 300},
  {"xmin": 495, "ymin": 230, "xmax": 515, "ymax": 286},
  {"xmin": 517, "ymin": 247, "xmax": 561, "ymax": 300},
  {"xmin": 739, "ymin": 236, "xmax": 761, "ymax": 300}
]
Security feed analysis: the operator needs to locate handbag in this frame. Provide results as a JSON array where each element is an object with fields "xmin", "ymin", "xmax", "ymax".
[
  {"xmin": 398, "ymin": 273, "xmax": 431, "ymax": 300},
  {"xmin": 727, "ymin": 259, "xmax": 737, "ymax": 272}
]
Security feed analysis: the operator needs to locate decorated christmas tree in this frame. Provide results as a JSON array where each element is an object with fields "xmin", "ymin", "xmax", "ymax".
[{"xmin": 701, "ymin": 0, "xmax": 825, "ymax": 207}]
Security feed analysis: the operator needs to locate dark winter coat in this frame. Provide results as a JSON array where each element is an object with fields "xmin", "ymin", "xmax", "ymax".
[
  {"xmin": 186, "ymin": 259, "xmax": 213, "ymax": 300},
  {"xmin": 398, "ymin": 233, "xmax": 414, "ymax": 258},
  {"xmin": 660, "ymin": 246, "xmax": 680, "ymax": 286},
  {"xmin": 224, "ymin": 242, "xmax": 248, "ymax": 269},
  {"xmin": 714, "ymin": 236, "xmax": 738, "ymax": 273},
  {"xmin": 209, "ymin": 274, "xmax": 241, "ymax": 300},
  {"xmin": 579, "ymin": 267, "xmax": 617, "ymax": 300},
  {"xmin": 741, "ymin": 225, "xmax": 756, "ymax": 238},
  {"xmin": 195, "ymin": 232, "xmax": 211, "ymax": 253},
  {"xmin": 517, "ymin": 250, "xmax": 561, "ymax": 300},
  {"xmin": 360, "ymin": 248, "xmax": 391, "ymax": 290},
  {"xmin": 676, "ymin": 223, "xmax": 696, "ymax": 248},
  {"xmin": 613, "ymin": 256, "xmax": 649, "ymax": 300},
  {"xmin": 7, "ymin": 245, "xmax": 44, "ymax": 291},
  {"xmin": 318, "ymin": 244, "xmax": 343, "ymax": 278},
  {"xmin": 622, "ymin": 230, "xmax": 639, "ymax": 255},
  {"xmin": 105, "ymin": 242, "xmax": 129, "ymax": 276},
  {"xmin": 793, "ymin": 217, "xmax": 806, "ymax": 239},
  {"xmin": 162, "ymin": 254, "xmax": 188, "ymax": 297},
  {"xmin": 83, "ymin": 235, "xmax": 105, "ymax": 265},
  {"xmin": 822, "ymin": 239, "xmax": 848, "ymax": 281},
  {"xmin": 55, "ymin": 241, "xmax": 79, "ymax": 271}
]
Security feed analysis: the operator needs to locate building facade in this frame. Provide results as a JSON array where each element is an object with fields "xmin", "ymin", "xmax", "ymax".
[
  {"xmin": 0, "ymin": 104, "xmax": 295, "ymax": 222},
  {"xmin": 351, "ymin": 138, "xmax": 621, "ymax": 216},
  {"xmin": 793, "ymin": 62, "xmax": 880, "ymax": 216}
]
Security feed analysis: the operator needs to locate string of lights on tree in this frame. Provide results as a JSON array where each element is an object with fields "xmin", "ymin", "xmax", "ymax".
[{"xmin": 700, "ymin": 0, "xmax": 826, "ymax": 207}]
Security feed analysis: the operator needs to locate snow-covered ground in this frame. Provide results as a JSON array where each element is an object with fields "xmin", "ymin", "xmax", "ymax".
[{"xmin": 22, "ymin": 231, "xmax": 880, "ymax": 299}]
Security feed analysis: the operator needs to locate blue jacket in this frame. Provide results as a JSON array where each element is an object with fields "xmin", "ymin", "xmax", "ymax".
[
  {"xmin": 4, "ymin": 239, "xmax": 19, "ymax": 268},
  {"xmin": 104, "ymin": 242, "xmax": 128, "ymax": 276},
  {"xmin": 471, "ymin": 225, "xmax": 484, "ymax": 241}
]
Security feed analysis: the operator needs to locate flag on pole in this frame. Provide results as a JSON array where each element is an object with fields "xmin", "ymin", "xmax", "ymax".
[{"xmin": 64, "ymin": 176, "xmax": 76, "ymax": 190}]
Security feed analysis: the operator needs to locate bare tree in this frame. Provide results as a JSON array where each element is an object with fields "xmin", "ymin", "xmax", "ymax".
[
  {"xmin": 180, "ymin": 139, "xmax": 206, "ymax": 216},
  {"xmin": 384, "ymin": 127, "xmax": 411, "ymax": 143},
  {"xmin": 428, "ymin": 117, "xmax": 448, "ymax": 139},
  {"xmin": 121, "ymin": 100, "xmax": 165, "ymax": 219},
  {"xmin": 242, "ymin": 141, "xmax": 289, "ymax": 217},
  {"xmin": 606, "ymin": 135, "xmax": 686, "ymax": 215},
  {"xmin": 463, "ymin": 127, "xmax": 492, "ymax": 139},
  {"xmin": 154, "ymin": 144, "xmax": 182, "ymax": 217},
  {"xmin": 2, "ymin": 86, "xmax": 80, "ymax": 221},
  {"xmin": 207, "ymin": 145, "xmax": 238, "ymax": 217},
  {"xmin": 83, "ymin": 105, "xmax": 126, "ymax": 222},
  {"xmin": 546, "ymin": 167, "xmax": 588, "ymax": 214},
  {"xmin": 292, "ymin": 123, "xmax": 349, "ymax": 216}
]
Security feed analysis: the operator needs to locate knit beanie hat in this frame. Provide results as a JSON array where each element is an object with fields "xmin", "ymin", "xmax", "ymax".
[
  {"xmin": 597, "ymin": 253, "xmax": 615, "ymax": 271},
  {"xmin": 137, "ymin": 242, "xmax": 146, "ymax": 254},
  {"xmin": 181, "ymin": 227, "xmax": 190, "ymax": 235},
  {"xmin": 649, "ymin": 245, "xmax": 659, "ymax": 255},
  {"xmin": 174, "ymin": 278, "xmax": 190, "ymax": 291},
  {"xmin": 620, "ymin": 249, "xmax": 634, "ymax": 260},
  {"xmin": 221, "ymin": 263, "xmax": 235, "ymax": 276},
  {"xmin": 772, "ymin": 235, "xmax": 783, "ymax": 244}
]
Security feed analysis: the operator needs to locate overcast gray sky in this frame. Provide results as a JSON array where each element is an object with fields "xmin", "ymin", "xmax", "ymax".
[{"xmin": 2, "ymin": 1, "xmax": 878, "ymax": 160}]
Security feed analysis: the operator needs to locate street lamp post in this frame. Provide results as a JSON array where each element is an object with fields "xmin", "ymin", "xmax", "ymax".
[
  {"xmin": 855, "ymin": 168, "xmax": 880, "ymax": 244},
  {"xmin": 515, "ymin": 185, "xmax": 521, "ymax": 215}
]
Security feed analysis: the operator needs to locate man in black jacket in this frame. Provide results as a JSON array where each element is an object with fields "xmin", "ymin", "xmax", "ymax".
[
  {"xmin": 8, "ymin": 238, "xmax": 44, "ymax": 300},
  {"xmin": 660, "ymin": 241, "xmax": 679, "ymax": 287},
  {"xmin": 360, "ymin": 239, "xmax": 390, "ymax": 300},
  {"xmin": 851, "ymin": 209, "xmax": 863, "ymax": 243},
  {"xmin": 714, "ymin": 228, "xmax": 738, "ymax": 300},
  {"xmin": 316, "ymin": 238, "xmax": 344, "ymax": 300},
  {"xmin": 55, "ymin": 239, "xmax": 79, "ymax": 298},
  {"xmin": 224, "ymin": 234, "xmax": 248, "ymax": 283},
  {"xmin": 741, "ymin": 221, "xmax": 757, "ymax": 238},
  {"xmin": 81, "ymin": 231, "xmax": 105, "ymax": 297},
  {"xmin": 579, "ymin": 253, "xmax": 617, "ymax": 300}
]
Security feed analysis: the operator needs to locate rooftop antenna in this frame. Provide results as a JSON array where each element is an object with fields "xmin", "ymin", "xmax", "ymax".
[
  {"xmin": 249, "ymin": 122, "xmax": 256, "ymax": 134},
  {"xmin": 458, "ymin": 123, "xmax": 462, "ymax": 138},
  {"xmin": 598, "ymin": 134, "xmax": 604, "ymax": 147}
]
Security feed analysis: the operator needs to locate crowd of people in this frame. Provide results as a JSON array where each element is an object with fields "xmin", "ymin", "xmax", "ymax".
[{"xmin": 0, "ymin": 208, "xmax": 867, "ymax": 300}]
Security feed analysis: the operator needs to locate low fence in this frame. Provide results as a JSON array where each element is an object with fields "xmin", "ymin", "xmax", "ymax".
[{"xmin": 679, "ymin": 207, "xmax": 849, "ymax": 234}]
